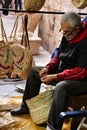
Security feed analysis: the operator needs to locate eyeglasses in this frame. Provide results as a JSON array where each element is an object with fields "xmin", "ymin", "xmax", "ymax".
[{"xmin": 59, "ymin": 27, "xmax": 76, "ymax": 37}]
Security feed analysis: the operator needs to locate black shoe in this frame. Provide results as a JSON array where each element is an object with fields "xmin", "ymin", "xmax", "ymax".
[{"xmin": 11, "ymin": 107, "xmax": 29, "ymax": 116}]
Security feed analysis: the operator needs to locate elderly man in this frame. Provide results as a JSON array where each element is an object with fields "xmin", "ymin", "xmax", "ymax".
[{"xmin": 11, "ymin": 11, "xmax": 87, "ymax": 130}]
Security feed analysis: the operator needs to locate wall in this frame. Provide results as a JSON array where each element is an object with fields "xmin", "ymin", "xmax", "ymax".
[{"xmin": 38, "ymin": 0, "xmax": 87, "ymax": 53}]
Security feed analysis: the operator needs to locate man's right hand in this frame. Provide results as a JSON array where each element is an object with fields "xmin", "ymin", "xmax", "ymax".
[{"xmin": 39, "ymin": 67, "xmax": 48, "ymax": 78}]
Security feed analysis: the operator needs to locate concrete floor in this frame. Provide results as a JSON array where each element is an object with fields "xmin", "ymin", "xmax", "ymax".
[{"xmin": 0, "ymin": 13, "xmax": 51, "ymax": 98}]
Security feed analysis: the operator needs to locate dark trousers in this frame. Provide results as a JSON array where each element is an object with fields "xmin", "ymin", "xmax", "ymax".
[
  {"xmin": 2, "ymin": 0, "xmax": 12, "ymax": 15},
  {"xmin": 15, "ymin": 0, "xmax": 22, "ymax": 10},
  {"xmin": 22, "ymin": 67, "xmax": 87, "ymax": 130},
  {"xmin": 48, "ymin": 80, "xmax": 87, "ymax": 130}
]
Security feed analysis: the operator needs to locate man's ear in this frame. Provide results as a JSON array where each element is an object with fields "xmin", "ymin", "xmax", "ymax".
[{"xmin": 75, "ymin": 26, "xmax": 81, "ymax": 33}]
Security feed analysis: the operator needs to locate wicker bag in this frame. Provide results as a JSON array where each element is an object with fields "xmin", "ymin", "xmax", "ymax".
[
  {"xmin": 24, "ymin": 0, "xmax": 46, "ymax": 11},
  {"xmin": 10, "ymin": 15, "xmax": 35, "ymax": 80},
  {"xmin": 26, "ymin": 85, "xmax": 55, "ymax": 124}
]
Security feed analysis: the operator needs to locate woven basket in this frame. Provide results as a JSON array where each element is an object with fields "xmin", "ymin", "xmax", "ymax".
[
  {"xmin": 11, "ymin": 15, "xmax": 33, "ymax": 79},
  {"xmin": 29, "ymin": 37, "xmax": 41, "ymax": 55},
  {"xmin": 71, "ymin": 0, "xmax": 87, "ymax": 9},
  {"xmin": 9, "ymin": 14, "xmax": 35, "ymax": 80},
  {"xmin": 0, "ymin": 14, "xmax": 34, "ymax": 79},
  {"xmin": 26, "ymin": 89, "xmax": 54, "ymax": 124},
  {"xmin": 10, "ymin": 43, "xmax": 33, "ymax": 80},
  {"xmin": 24, "ymin": 0, "xmax": 45, "ymax": 11}
]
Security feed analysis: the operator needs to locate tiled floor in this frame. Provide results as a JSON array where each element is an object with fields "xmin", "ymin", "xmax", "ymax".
[{"xmin": 0, "ymin": 13, "xmax": 51, "ymax": 98}]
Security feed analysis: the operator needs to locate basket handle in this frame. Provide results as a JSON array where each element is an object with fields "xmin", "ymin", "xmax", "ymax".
[
  {"xmin": 9, "ymin": 13, "xmax": 24, "ymax": 42},
  {"xmin": 10, "ymin": 13, "xmax": 30, "ymax": 49},
  {"xmin": 21, "ymin": 14, "xmax": 30, "ymax": 49},
  {"xmin": 0, "ymin": 13, "xmax": 8, "ymax": 43}
]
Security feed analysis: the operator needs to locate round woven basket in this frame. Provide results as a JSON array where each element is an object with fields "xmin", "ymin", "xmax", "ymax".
[
  {"xmin": 24, "ymin": 0, "xmax": 46, "ymax": 11},
  {"xmin": 71, "ymin": 0, "xmax": 87, "ymax": 9},
  {"xmin": 26, "ymin": 89, "xmax": 54, "ymax": 124},
  {"xmin": 9, "ymin": 14, "xmax": 35, "ymax": 80}
]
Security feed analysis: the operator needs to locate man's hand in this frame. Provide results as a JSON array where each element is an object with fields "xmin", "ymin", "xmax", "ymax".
[
  {"xmin": 41, "ymin": 74, "xmax": 57, "ymax": 84},
  {"xmin": 39, "ymin": 67, "xmax": 48, "ymax": 78}
]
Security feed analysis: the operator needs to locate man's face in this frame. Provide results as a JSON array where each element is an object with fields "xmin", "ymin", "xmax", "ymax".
[{"xmin": 60, "ymin": 21, "xmax": 79, "ymax": 41}]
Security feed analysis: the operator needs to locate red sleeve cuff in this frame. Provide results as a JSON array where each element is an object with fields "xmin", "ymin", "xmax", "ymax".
[{"xmin": 57, "ymin": 73, "xmax": 65, "ymax": 81}]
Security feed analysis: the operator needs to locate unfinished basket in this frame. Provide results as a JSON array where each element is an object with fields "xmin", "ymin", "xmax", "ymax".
[{"xmin": 26, "ymin": 89, "xmax": 54, "ymax": 124}]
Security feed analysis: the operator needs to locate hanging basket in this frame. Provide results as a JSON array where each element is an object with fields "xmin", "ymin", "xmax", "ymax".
[
  {"xmin": 24, "ymin": 0, "xmax": 46, "ymax": 11},
  {"xmin": 0, "ymin": 14, "xmax": 35, "ymax": 79},
  {"xmin": 10, "ymin": 15, "xmax": 35, "ymax": 80},
  {"xmin": 71, "ymin": 0, "xmax": 87, "ymax": 9}
]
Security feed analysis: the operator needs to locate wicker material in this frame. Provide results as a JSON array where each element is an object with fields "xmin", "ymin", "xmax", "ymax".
[
  {"xmin": 10, "ymin": 43, "xmax": 33, "ymax": 80},
  {"xmin": 0, "ymin": 44, "xmax": 12, "ymax": 78},
  {"xmin": 72, "ymin": 0, "xmax": 87, "ymax": 9},
  {"xmin": 9, "ymin": 14, "xmax": 23, "ymax": 44},
  {"xmin": 24, "ymin": 0, "xmax": 45, "ymax": 11},
  {"xmin": 26, "ymin": 89, "xmax": 54, "ymax": 124}
]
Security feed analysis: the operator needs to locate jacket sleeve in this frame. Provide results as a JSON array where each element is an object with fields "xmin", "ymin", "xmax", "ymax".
[
  {"xmin": 45, "ymin": 55, "xmax": 59, "ymax": 73},
  {"xmin": 57, "ymin": 67, "xmax": 87, "ymax": 81}
]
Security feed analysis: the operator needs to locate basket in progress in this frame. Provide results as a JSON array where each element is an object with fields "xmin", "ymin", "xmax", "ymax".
[{"xmin": 26, "ymin": 89, "xmax": 54, "ymax": 124}]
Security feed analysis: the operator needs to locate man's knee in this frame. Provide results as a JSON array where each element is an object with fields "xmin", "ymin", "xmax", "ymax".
[{"xmin": 55, "ymin": 80, "xmax": 73, "ymax": 94}]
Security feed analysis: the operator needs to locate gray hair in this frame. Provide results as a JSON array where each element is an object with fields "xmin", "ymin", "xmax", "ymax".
[{"xmin": 61, "ymin": 11, "xmax": 82, "ymax": 28}]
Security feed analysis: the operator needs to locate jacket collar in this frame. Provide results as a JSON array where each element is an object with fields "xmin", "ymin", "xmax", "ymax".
[{"xmin": 70, "ymin": 22, "xmax": 87, "ymax": 44}]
